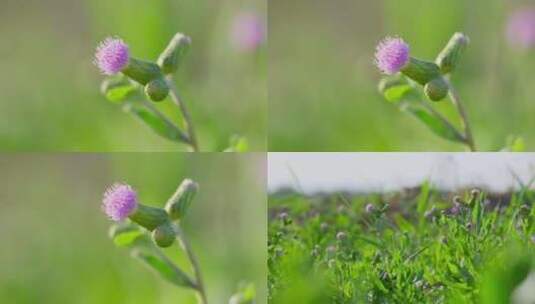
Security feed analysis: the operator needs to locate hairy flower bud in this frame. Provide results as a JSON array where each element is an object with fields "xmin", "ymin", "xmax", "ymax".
[
  {"xmin": 122, "ymin": 57, "xmax": 163, "ymax": 85},
  {"xmin": 165, "ymin": 179, "xmax": 199, "ymax": 220},
  {"xmin": 157, "ymin": 33, "xmax": 191, "ymax": 74},
  {"xmin": 144, "ymin": 77, "xmax": 169, "ymax": 102},
  {"xmin": 152, "ymin": 221, "xmax": 176, "ymax": 247},
  {"xmin": 435, "ymin": 32, "xmax": 469, "ymax": 74},
  {"xmin": 424, "ymin": 77, "xmax": 449, "ymax": 101}
]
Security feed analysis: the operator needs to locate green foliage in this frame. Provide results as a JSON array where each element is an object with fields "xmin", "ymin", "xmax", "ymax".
[
  {"xmin": 132, "ymin": 249, "xmax": 196, "ymax": 288},
  {"xmin": 123, "ymin": 102, "xmax": 187, "ymax": 143},
  {"xmin": 268, "ymin": 188, "xmax": 535, "ymax": 303}
]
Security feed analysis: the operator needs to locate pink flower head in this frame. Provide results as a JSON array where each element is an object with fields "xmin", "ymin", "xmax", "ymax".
[
  {"xmin": 102, "ymin": 183, "xmax": 138, "ymax": 221},
  {"xmin": 231, "ymin": 12, "xmax": 265, "ymax": 52},
  {"xmin": 506, "ymin": 8, "xmax": 535, "ymax": 49},
  {"xmin": 375, "ymin": 37, "xmax": 410, "ymax": 74},
  {"xmin": 94, "ymin": 37, "xmax": 130, "ymax": 75}
]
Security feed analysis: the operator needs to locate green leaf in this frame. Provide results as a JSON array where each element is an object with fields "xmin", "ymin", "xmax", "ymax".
[
  {"xmin": 101, "ymin": 77, "xmax": 137, "ymax": 103},
  {"xmin": 384, "ymin": 84, "xmax": 413, "ymax": 103},
  {"xmin": 501, "ymin": 136, "xmax": 525, "ymax": 152},
  {"xmin": 404, "ymin": 106, "xmax": 465, "ymax": 143},
  {"xmin": 224, "ymin": 135, "xmax": 249, "ymax": 152},
  {"xmin": 124, "ymin": 102, "xmax": 187, "ymax": 143},
  {"xmin": 417, "ymin": 181, "xmax": 431, "ymax": 221},
  {"xmin": 378, "ymin": 76, "xmax": 414, "ymax": 103},
  {"xmin": 108, "ymin": 223, "xmax": 146, "ymax": 247},
  {"xmin": 132, "ymin": 249, "xmax": 196, "ymax": 289}
]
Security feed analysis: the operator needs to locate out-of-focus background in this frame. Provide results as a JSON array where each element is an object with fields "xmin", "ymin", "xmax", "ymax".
[
  {"xmin": 0, "ymin": 153, "xmax": 267, "ymax": 304},
  {"xmin": 0, "ymin": 0, "xmax": 266, "ymax": 151},
  {"xmin": 269, "ymin": 0, "xmax": 535, "ymax": 151}
]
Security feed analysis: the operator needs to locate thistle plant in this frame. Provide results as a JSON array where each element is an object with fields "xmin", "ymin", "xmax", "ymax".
[
  {"xmin": 101, "ymin": 179, "xmax": 255, "ymax": 304},
  {"xmin": 94, "ymin": 34, "xmax": 248, "ymax": 152},
  {"xmin": 375, "ymin": 33, "xmax": 478, "ymax": 151}
]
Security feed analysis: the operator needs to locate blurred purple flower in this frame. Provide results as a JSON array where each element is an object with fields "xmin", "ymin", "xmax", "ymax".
[
  {"xmin": 365, "ymin": 203, "xmax": 376, "ymax": 214},
  {"xmin": 102, "ymin": 183, "xmax": 138, "ymax": 221},
  {"xmin": 506, "ymin": 8, "xmax": 535, "ymax": 49},
  {"xmin": 231, "ymin": 12, "xmax": 265, "ymax": 52},
  {"xmin": 94, "ymin": 37, "xmax": 130, "ymax": 75},
  {"xmin": 375, "ymin": 37, "xmax": 410, "ymax": 74}
]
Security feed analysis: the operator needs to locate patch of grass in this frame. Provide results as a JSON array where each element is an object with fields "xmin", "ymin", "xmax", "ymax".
[{"xmin": 268, "ymin": 187, "xmax": 535, "ymax": 303}]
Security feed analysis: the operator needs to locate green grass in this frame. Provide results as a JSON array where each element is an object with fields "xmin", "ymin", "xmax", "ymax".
[{"xmin": 268, "ymin": 186, "xmax": 535, "ymax": 303}]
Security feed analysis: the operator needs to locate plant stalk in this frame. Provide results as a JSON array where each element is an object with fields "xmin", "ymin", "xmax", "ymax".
[
  {"xmin": 166, "ymin": 78, "xmax": 199, "ymax": 152},
  {"xmin": 174, "ymin": 225, "xmax": 207, "ymax": 304},
  {"xmin": 446, "ymin": 80, "xmax": 476, "ymax": 151}
]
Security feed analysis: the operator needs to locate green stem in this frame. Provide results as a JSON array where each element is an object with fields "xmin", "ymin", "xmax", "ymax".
[
  {"xmin": 446, "ymin": 80, "xmax": 476, "ymax": 151},
  {"xmin": 174, "ymin": 225, "xmax": 207, "ymax": 304},
  {"xmin": 166, "ymin": 78, "xmax": 200, "ymax": 152}
]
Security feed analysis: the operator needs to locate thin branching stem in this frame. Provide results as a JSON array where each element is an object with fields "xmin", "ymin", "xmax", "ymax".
[
  {"xmin": 174, "ymin": 225, "xmax": 207, "ymax": 304},
  {"xmin": 446, "ymin": 79, "xmax": 476, "ymax": 151},
  {"xmin": 166, "ymin": 78, "xmax": 200, "ymax": 152}
]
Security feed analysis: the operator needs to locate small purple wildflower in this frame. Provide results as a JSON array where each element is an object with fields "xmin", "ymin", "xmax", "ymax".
[
  {"xmin": 375, "ymin": 37, "xmax": 410, "ymax": 74},
  {"xmin": 231, "ymin": 12, "xmax": 265, "ymax": 52},
  {"xmin": 506, "ymin": 8, "xmax": 535, "ymax": 49},
  {"xmin": 365, "ymin": 203, "xmax": 376, "ymax": 214},
  {"xmin": 94, "ymin": 37, "xmax": 130, "ymax": 75},
  {"xmin": 102, "ymin": 183, "xmax": 138, "ymax": 221}
]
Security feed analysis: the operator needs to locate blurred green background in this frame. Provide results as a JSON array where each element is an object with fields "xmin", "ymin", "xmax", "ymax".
[
  {"xmin": 269, "ymin": 0, "xmax": 535, "ymax": 151},
  {"xmin": 0, "ymin": 0, "xmax": 266, "ymax": 151},
  {"xmin": 0, "ymin": 153, "xmax": 267, "ymax": 303}
]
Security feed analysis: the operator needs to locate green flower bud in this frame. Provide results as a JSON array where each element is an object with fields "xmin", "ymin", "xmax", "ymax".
[
  {"xmin": 157, "ymin": 33, "xmax": 192, "ymax": 74},
  {"xmin": 401, "ymin": 57, "xmax": 441, "ymax": 85},
  {"xmin": 122, "ymin": 57, "xmax": 163, "ymax": 85},
  {"xmin": 424, "ymin": 77, "xmax": 449, "ymax": 101},
  {"xmin": 436, "ymin": 32, "xmax": 469, "ymax": 74},
  {"xmin": 129, "ymin": 204, "xmax": 169, "ymax": 231},
  {"xmin": 152, "ymin": 221, "xmax": 175, "ymax": 248},
  {"xmin": 144, "ymin": 77, "xmax": 169, "ymax": 102},
  {"xmin": 165, "ymin": 179, "xmax": 199, "ymax": 220}
]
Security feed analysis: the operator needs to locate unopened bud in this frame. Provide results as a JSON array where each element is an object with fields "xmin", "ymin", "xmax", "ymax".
[
  {"xmin": 152, "ymin": 221, "xmax": 175, "ymax": 248},
  {"xmin": 436, "ymin": 32, "xmax": 469, "ymax": 74},
  {"xmin": 144, "ymin": 77, "xmax": 169, "ymax": 102},
  {"xmin": 165, "ymin": 179, "xmax": 199, "ymax": 220},
  {"xmin": 157, "ymin": 33, "xmax": 191, "ymax": 74},
  {"xmin": 424, "ymin": 77, "xmax": 449, "ymax": 101}
]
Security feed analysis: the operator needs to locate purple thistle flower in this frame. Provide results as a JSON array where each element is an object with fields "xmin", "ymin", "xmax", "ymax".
[
  {"xmin": 94, "ymin": 37, "xmax": 130, "ymax": 75},
  {"xmin": 231, "ymin": 12, "xmax": 265, "ymax": 52},
  {"xmin": 506, "ymin": 8, "xmax": 535, "ymax": 49},
  {"xmin": 375, "ymin": 37, "xmax": 410, "ymax": 74},
  {"xmin": 102, "ymin": 183, "xmax": 138, "ymax": 221}
]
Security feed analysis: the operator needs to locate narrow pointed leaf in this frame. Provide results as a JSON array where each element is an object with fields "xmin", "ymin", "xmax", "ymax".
[
  {"xmin": 124, "ymin": 102, "xmax": 187, "ymax": 143},
  {"xmin": 404, "ymin": 106, "xmax": 465, "ymax": 143},
  {"xmin": 132, "ymin": 249, "xmax": 196, "ymax": 289}
]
